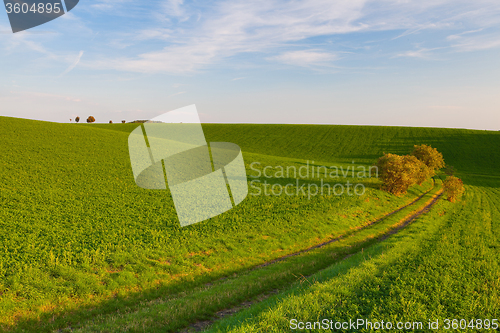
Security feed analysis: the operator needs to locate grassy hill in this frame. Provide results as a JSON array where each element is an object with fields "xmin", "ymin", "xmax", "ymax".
[
  {"xmin": 206, "ymin": 177, "xmax": 500, "ymax": 333},
  {"xmin": 0, "ymin": 116, "xmax": 499, "ymax": 331},
  {"xmin": 95, "ymin": 122, "xmax": 500, "ymax": 176}
]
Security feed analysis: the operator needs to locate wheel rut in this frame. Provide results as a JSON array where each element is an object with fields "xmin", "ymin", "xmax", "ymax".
[{"xmin": 179, "ymin": 188, "xmax": 444, "ymax": 333}]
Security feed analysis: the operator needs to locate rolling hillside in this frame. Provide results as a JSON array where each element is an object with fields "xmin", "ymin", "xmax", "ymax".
[
  {"xmin": 0, "ymin": 116, "xmax": 499, "ymax": 332},
  {"xmin": 206, "ymin": 177, "xmax": 500, "ymax": 333}
]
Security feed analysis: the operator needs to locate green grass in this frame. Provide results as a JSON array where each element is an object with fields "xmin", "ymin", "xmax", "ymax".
[
  {"xmin": 205, "ymin": 178, "xmax": 500, "ymax": 333},
  {"xmin": 0, "ymin": 117, "xmax": 499, "ymax": 331},
  {"xmin": 56, "ymin": 182, "xmax": 443, "ymax": 332}
]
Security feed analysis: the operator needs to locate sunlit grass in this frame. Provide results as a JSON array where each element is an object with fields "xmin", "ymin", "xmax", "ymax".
[{"xmin": 0, "ymin": 117, "xmax": 499, "ymax": 332}]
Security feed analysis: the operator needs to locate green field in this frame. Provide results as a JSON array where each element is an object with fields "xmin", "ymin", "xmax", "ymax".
[
  {"xmin": 0, "ymin": 116, "xmax": 499, "ymax": 332},
  {"xmin": 206, "ymin": 177, "xmax": 500, "ymax": 333}
]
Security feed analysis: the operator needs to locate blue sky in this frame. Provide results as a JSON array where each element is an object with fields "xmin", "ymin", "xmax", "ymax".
[{"xmin": 0, "ymin": 0, "xmax": 499, "ymax": 129}]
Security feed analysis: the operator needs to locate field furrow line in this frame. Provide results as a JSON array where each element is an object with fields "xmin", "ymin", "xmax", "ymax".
[{"xmin": 178, "ymin": 188, "xmax": 444, "ymax": 333}]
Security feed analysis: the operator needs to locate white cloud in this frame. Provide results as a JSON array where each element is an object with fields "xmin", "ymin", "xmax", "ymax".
[
  {"xmin": 84, "ymin": 0, "xmax": 500, "ymax": 73},
  {"xmin": 134, "ymin": 28, "xmax": 174, "ymax": 41},
  {"xmin": 446, "ymin": 28, "xmax": 483, "ymax": 41},
  {"xmin": 161, "ymin": 0, "xmax": 186, "ymax": 18},
  {"xmin": 60, "ymin": 50, "xmax": 84, "ymax": 76},
  {"xmin": 3, "ymin": 33, "xmax": 57, "ymax": 58},
  {"xmin": 394, "ymin": 47, "xmax": 443, "ymax": 59},
  {"xmin": 88, "ymin": 0, "xmax": 367, "ymax": 73},
  {"xmin": 450, "ymin": 33, "xmax": 500, "ymax": 51},
  {"xmin": 271, "ymin": 50, "xmax": 337, "ymax": 67},
  {"xmin": 91, "ymin": 0, "xmax": 132, "ymax": 11}
]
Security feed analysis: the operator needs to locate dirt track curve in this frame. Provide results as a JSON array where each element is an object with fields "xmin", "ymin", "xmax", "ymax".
[{"xmin": 179, "ymin": 187, "xmax": 444, "ymax": 333}]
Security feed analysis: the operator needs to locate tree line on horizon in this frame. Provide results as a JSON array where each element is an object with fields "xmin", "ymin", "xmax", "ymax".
[{"xmin": 70, "ymin": 116, "xmax": 126, "ymax": 124}]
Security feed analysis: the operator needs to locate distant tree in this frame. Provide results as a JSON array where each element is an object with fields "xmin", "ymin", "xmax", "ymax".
[
  {"xmin": 109, "ymin": 120, "xmax": 113, "ymax": 124},
  {"xmin": 70, "ymin": 119, "xmax": 72, "ymax": 122},
  {"xmin": 75, "ymin": 116, "xmax": 80, "ymax": 123},
  {"xmin": 411, "ymin": 144, "xmax": 445, "ymax": 176},
  {"xmin": 122, "ymin": 120, "xmax": 126, "ymax": 124},
  {"xmin": 87, "ymin": 116, "xmax": 96, "ymax": 123},
  {"xmin": 443, "ymin": 176, "xmax": 465, "ymax": 202},
  {"xmin": 376, "ymin": 153, "xmax": 422, "ymax": 195}
]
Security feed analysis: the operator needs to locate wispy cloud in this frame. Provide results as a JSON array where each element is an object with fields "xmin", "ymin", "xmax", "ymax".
[
  {"xmin": 446, "ymin": 28, "xmax": 484, "ymax": 41},
  {"xmin": 89, "ymin": 0, "xmax": 367, "ymax": 73},
  {"xmin": 450, "ymin": 32, "xmax": 500, "ymax": 51},
  {"xmin": 391, "ymin": 23, "xmax": 445, "ymax": 41},
  {"xmin": 60, "ymin": 50, "xmax": 84, "ymax": 76},
  {"xmin": 90, "ymin": 0, "xmax": 132, "ymax": 11},
  {"xmin": 3, "ymin": 33, "xmax": 57, "ymax": 58},
  {"xmin": 134, "ymin": 28, "xmax": 174, "ymax": 41},
  {"xmin": 271, "ymin": 50, "xmax": 337, "ymax": 67},
  {"xmin": 86, "ymin": 0, "xmax": 500, "ymax": 74},
  {"xmin": 161, "ymin": 0, "xmax": 187, "ymax": 19},
  {"xmin": 394, "ymin": 47, "xmax": 444, "ymax": 59},
  {"xmin": 4, "ymin": 0, "xmax": 500, "ymax": 76}
]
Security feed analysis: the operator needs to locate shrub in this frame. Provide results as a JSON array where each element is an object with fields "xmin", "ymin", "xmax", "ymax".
[
  {"xmin": 109, "ymin": 120, "xmax": 113, "ymax": 124},
  {"xmin": 413, "ymin": 159, "xmax": 431, "ymax": 185},
  {"xmin": 411, "ymin": 144, "xmax": 445, "ymax": 176},
  {"xmin": 443, "ymin": 176, "xmax": 465, "ymax": 202},
  {"xmin": 376, "ymin": 153, "xmax": 423, "ymax": 195},
  {"xmin": 87, "ymin": 116, "xmax": 96, "ymax": 123},
  {"xmin": 121, "ymin": 120, "xmax": 126, "ymax": 124},
  {"xmin": 75, "ymin": 116, "xmax": 80, "ymax": 123}
]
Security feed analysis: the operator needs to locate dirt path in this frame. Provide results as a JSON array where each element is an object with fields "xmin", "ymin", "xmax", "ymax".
[
  {"xmin": 179, "ymin": 188, "xmax": 444, "ymax": 333},
  {"xmin": 256, "ymin": 185, "xmax": 439, "ymax": 270}
]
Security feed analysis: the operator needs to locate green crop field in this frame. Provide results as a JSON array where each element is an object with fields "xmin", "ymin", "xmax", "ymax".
[
  {"xmin": 0, "ymin": 116, "xmax": 499, "ymax": 332},
  {"xmin": 206, "ymin": 177, "xmax": 500, "ymax": 333}
]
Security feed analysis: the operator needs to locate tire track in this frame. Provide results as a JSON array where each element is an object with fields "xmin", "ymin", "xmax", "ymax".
[
  {"xmin": 256, "ymin": 182, "xmax": 437, "ymax": 269},
  {"xmin": 180, "ymin": 187, "xmax": 443, "ymax": 333}
]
